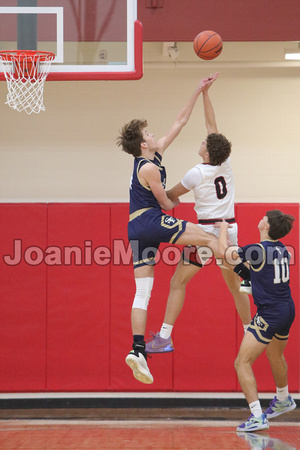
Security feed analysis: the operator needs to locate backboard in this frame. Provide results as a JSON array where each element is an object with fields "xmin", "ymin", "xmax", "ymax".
[{"xmin": 0, "ymin": 0, "xmax": 142, "ymax": 81}]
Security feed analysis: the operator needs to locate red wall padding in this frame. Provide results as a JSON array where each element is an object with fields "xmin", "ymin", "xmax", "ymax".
[
  {"xmin": 0, "ymin": 204, "xmax": 47, "ymax": 391},
  {"xmin": 0, "ymin": 202, "xmax": 298, "ymax": 393},
  {"xmin": 171, "ymin": 204, "xmax": 238, "ymax": 391},
  {"xmin": 109, "ymin": 203, "xmax": 137, "ymax": 390},
  {"xmin": 46, "ymin": 204, "xmax": 111, "ymax": 390}
]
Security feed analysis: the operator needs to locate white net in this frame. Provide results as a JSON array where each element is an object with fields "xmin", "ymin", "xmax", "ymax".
[{"xmin": 0, "ymin": 50, "xmax": 55, "ymax": 115}]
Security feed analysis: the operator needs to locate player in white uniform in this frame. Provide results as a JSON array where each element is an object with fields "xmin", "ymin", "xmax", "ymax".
[
  {"xmin": 146, "ymin": 74, "xmax": 251, "ymax": 354},
  {"xmin": 181, "ymin": 156, "xmax": 237, "ymax": 246}
]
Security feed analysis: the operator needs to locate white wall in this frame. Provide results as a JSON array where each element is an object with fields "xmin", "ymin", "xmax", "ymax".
[{"xmin": 0, "ymin": 42, "xmax": 299, "ymax": 203}]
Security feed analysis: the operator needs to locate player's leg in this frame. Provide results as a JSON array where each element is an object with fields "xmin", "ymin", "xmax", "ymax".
[
  {"xmin": 131, "ymin": 264, "xmax": 154, "ymax": 335},
  {"xmin": 126, "ymin": 263, "xmax": 154, "ymax": 384},
  {"xmin": 235, "ymin": 332, "xmax": 267, "ymax": 404},
  {"xmin": 220, "ymin": 267, "xmax": 251, "ymax": 330},
  {"xmin": 235, "ymin": 332, "xmax": 269, "ymax": 432},
  {"xmin": 144, "ymin": 216, "xmax": 213, "ymax": 353},
  {"xmin": 176, "ymin": 221, "xmax": 218, "ymax": 252},
  {"xmin": 146, "ymin": 255, "xmax": 201, "ymax": 353},
  {"xmin": 164, "ymin": 257, "xmax": 201, "ymax": 325},
  {"xmin": 266, "ymin": 337, "xmax": 288, "ymax": 388},
  {"xmin": 219, "ymin": 222, "xmax": 251, "ymax": 330},
  {"xmin": 264, "ymin": 337, "xmax": 297, "ymax": 418}
]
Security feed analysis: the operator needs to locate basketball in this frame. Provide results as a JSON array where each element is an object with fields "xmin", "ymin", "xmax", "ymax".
[{"xmin": 193, "ymin": 30, "xmax": 223, "ymax": 60}]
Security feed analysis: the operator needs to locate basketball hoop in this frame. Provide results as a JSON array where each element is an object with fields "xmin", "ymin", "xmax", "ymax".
[{"xmin": 0, "ymin": 50, "xmax": 55, "ymax": 114}]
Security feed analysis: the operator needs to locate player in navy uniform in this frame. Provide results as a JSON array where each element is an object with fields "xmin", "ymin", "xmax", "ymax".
[
  {"xmin": 145, "ymin": 71, "xmax": 251, "ymax": 356},
  {"xmin": 117, "ymin": 74, "xmax": 220, "ymax": 384},
  {"xmin": 217, "ymin": 210, "xmax": 296, "ymax": 432}
]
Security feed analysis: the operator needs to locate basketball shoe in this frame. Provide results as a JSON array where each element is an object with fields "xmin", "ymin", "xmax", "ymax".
[
  {"xmin": 265, "ymin": 395, "xmax": 296, "ymax": 419},
  {"xmin": 145, "ymin": 332, "xmax": 174, "ymax": 354},
  {"xmin": 236, "ymin": 413, "xmax": 269, "ymax": 432},
  {"xmin": 125, "ymin": 343, "xmax": 153, "ymax": 384}
]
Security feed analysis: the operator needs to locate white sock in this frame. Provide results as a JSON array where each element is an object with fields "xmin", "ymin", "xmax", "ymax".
[
  {"xmin": 277, "ymin": 385, "xmax": 289, "ymax": 402},
  {"xmin": 160, "ymin": 323, "xmax": 173, "ymax": 339},
  {"xmin": 249, "ymin": 400, "xmax": 262, "ymax": 418},
  {"xmin": 243, "ymin": 324, "xmax": 250, "ymax": 334}
]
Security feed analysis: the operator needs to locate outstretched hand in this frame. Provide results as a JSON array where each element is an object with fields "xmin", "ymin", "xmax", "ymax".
[{"xmin": 201, "ymin": 72, "xmax": 219, "ymax": 91}]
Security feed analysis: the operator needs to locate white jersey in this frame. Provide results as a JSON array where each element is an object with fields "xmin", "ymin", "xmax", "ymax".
[{"xmin": 181, "ymin": 158, "xmax": 235, "ymax": 220}]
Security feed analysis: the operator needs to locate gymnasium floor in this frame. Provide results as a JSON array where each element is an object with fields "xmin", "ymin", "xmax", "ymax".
[
  {"xmin": 0, "ymin": 401, "xmax": 299, "ymax": 449},
  {"xmin": 0, "ymin": 419, "xmax": 299, "ymax": 449}
]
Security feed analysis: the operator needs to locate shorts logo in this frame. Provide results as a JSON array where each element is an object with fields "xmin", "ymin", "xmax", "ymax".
[
  {"xmin": 254, "ymin": 314, "xmax": 269, "ymax": 332},
  {"xmin": 162, "ymin": 215, "xmax": 177, "ymax": 226}
]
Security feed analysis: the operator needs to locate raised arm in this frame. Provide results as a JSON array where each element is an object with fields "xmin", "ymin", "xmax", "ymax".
[
  {"xmin": 156, "ymin": 73, "xmax": 219, "ymax": 155},
  {"xmin": 202, "ymin": 76, "xmax": 219, "ymax": 134}
]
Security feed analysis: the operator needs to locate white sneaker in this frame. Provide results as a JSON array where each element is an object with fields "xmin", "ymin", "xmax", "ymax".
[{"xmin": 125, "ymin": 350, "xmax": 154, "ymax": 384}]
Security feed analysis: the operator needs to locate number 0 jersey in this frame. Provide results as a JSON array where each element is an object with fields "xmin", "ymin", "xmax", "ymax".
[
  {"xmin": 181, "ymin": 158, "xmax": 234, "ymax": 220},
  {"xmin": 238, "ymin": 240, "xmax": 293, "ymax": 308}
]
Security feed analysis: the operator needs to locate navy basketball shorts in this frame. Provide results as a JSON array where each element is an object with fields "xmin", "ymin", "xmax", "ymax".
[
  {"xmin": 248, "ymin": 301, "xmax": 295, "ymax": 344},
  {"xmin": 128, "ymin": 209, "xmax": 187, "ymax": 268}
]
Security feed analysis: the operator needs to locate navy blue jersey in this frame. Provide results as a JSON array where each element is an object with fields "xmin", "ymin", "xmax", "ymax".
[
  {"xmin": 129, "ymin": 152, "xmax": 166, "ymax": 215},
  {"xmin": 238, "ymin": 240, "xmax": 293, "ymax": 308}
]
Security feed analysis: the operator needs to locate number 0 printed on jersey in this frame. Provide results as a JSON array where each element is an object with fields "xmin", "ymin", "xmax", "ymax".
[{"xmin": 214, "ymin": 176, "xmax": 227, "ymax": 199}]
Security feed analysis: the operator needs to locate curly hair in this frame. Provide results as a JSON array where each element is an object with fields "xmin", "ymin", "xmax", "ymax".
[
  {"xmin": 116, "ymin": 119, "xmax": 148, "ymax": 158},
  {"xmin": 266, "ymin": 210, "xmax": 295, "ymax": 240},
  {"xmin": 206, "ymin": 133, "xmax": 232, "ymax": 166}
]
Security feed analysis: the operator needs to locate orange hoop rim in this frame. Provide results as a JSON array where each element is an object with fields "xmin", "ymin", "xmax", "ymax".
[{"xmin": 0, "ymin": 50, "xmax": 55, "ymax": 62}]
